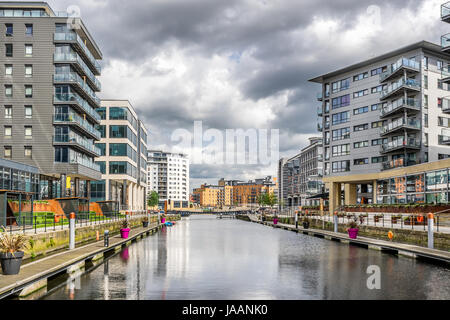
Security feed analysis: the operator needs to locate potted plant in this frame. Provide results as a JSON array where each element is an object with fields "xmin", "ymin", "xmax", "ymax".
[
  {"xmin": 347, "ymin": 219, "xmax": 359, "ymax": 239},
  {"xmin": 0, "ymin": 233, "xmax": 28, "ymax": 275},
  {"xmin": 120, "ymin": 220, "xmax": 130, "ymax": 239},
  {"xmin": 391, "ymin": 215, "xmax": 401, "ymax": 224},
  {"xmin": 142, "ymin": 216, "xmax": 149, "ymax": 228},
  {"xmin": 302, "ymin": 218, "xmax": 310, "ymax": 229}
]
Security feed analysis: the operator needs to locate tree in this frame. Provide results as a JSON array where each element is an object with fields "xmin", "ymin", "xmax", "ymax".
[
  {"xmin": 147, "ymin": 190, "xmax": 159, "ymax": 208},
  {"xmin": 265, "ymin": 193, "xmax": 278, "ymax": 207}
]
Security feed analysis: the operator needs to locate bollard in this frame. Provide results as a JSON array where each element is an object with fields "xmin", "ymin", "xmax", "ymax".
[
  {"xmin": 427, "ymin": 212, "xmax": 434, "ymax": 249},
  {"xmin": 333, "ymin": 211, "xmax": 338, "ymax": 233},
  {"xmin": 69, "ymin": 212, "xmax": 75, "ymax": 250},
  {"xmin": 96, "ymin": 230, "xmax": 99, "ymax": 241},
  {"xmin": 295, "ymin": 212, "xmax": 298, "ymax": 229},
  {"xmin": 104, "ymin": 230, "xmax": 109, "ymax": 247}
]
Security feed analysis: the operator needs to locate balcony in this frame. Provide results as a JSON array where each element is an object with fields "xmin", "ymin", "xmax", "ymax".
[
  {"xmin": 380, "ymin": 118, "xmax": 420, "ymax": 136},
  {"xmin": 380, "ymin": 98, "xmax": 420, "ymax": 118},
  {"xmin": 439, "ymin": 134, "xmax": 450, "ymax": 145},
  {"xmin": 442, "ymin": 2, "xmax": 450, "ymax": 23},
  {"xmin": 54, "ymin": 32, "xmax": 101, "ymax": 75},
  {"xmin": 379, "ymin": 58, "xmax": 420, "ymax": 83},
  {"xmin": 54, "ymin": 132, "xmax": 101, "ymax": 157},
  {"xmin": 53, "ymin": 73, "xmax": 100, "ymax": 107},
  {"xmin": 382, "ymin": 158, "xmax": 418, "ymax": 171},
  {"xmin": 53, "ymin": 112, "xmax": 101, "ymax": 140},
  {"xmin": 441, "ymin": 97, "xmax": 450, "ymax": 113},
  {"xmin": 442, "ymin": 33, "xmax": 450, "ymax": 53},
  {"xmin": 317, "ymin": 123, "xmax": 323, "ymax": 132},
  {"xmin": 380, "ymin": 138, "xmax": 421, "ymax": 154},
  {"xmin": 317, "ymin": 92, "xmax": 323, "ymax": 101},
  {"xmin": 54, "ymin": 92, "xmax": 101, "ymax": 124},
  {"xmin": 380, "ymin": 78, "xmax": 420, "ymax": 100},
  {"xmin": 317, "ymin": 107, "xmax": 323, "ymax": 117},
  {"xmin": 441, "ymin": 68, "xmax": 450, "ymax": 84},
  {"xmin": 67, "ymin": 149, "xmax": 100, "ymax": 172},
  {"xmin": 54, "ymin": 53, "xmax": 101, "ymax": 91}
]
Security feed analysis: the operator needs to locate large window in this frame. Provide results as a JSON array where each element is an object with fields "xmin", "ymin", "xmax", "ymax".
[
  {"xmin": 331, "ymin": 94, "xmax": 350, "ymax": 110},
  {"xmin": 109, "ymin": 143, "xmax": 137, "ymax": 162},
  {"xmin": 331, "ymin": 78, "xmax": 350, "ymax": 93},
  {"xmin": 109, "ymin": 161, "xmax": 137, "ymax": 178},
  {"xmin": 109, "ymin": 107, "xmax": 129, "ymax": 120},
  {"xmin": 353, "ymin": 106, "xmax": 368, "ymax": 115},
  {"xmin": 97, "ymin": 107, "xmax": 106, "ymax": 120},
  {"xmin": 353, "ymin": 72, "xmax": 368, "ymax": 81},
  {"xmin": 332, "ymin": 160, "xmax": 350, "ymax": 173},
  {"xmin": 332, "ymin": 111, "xmax": 350, "ymax": 125},
  {"xmin": 96, "ymin": 143, "xmax": 106, "ymax": 156},
  {"xmin": 332, "ymin": 144, "xmax": 350, "ymax": 156},
  {"xmin": 332, "ymin": 127, "xmax": 350, "ymax": 141},
  {"xmin": 354, "ymin": 158, "xmax": 368, "ymax": 165},
  {"xmin": 54, "ymin": 146, "xmax": 69, "ymax": 162},
  {"xmin": 353, "ymin": 89, "xmax": 368, "ymax": 98},
  {"xmin": 97, "ymin": 125, "xmax": 106, "ymax": 138},
  {"xmin": 353, "ymin": 123, "xmax": 368, "ymax": 131},
  {"xmin": 354, "ymin": 141, "xmax": 368, "ymax": 148}
]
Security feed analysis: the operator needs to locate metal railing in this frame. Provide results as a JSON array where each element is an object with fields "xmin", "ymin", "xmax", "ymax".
[
  {"xmin": 380, "ymin": 57, "xmax": 420, "ymax": 82},
  {"xmin": 380, "ymin": 117, "xmax": 421, "ymax": 135},
  {"xmin": 54, "ymin": 52, "xmax": 101, "ymax": 91},
  {"xmin": 380, "ymin": 97, "xmax": 420, "ymax": 117},
  {"xmin": 54, "ymin": 92, "xmax": 101, "ymax": 122},
  {"xmin": 54, "ymin": 72, "xmax": 101, "ymax": 106},
  {"xmin": 380, "ymin": 78, "xmax": 420, "ymax": 99},
  {"xmin": 54, "ymin": 132, "xmax": 101, "ymax": 156},
  {"xmin": 53, "ymin": 112, "xmax": 101, "ymax": 140}
]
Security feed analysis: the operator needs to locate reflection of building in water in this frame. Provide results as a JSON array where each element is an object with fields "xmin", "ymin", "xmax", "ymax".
[{"xmin": 165, "ymin": 218, "xmax": 190, "ymax": 279}]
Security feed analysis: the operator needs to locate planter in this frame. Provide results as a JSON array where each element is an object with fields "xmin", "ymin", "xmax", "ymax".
[
  {"xmin": 120, "ymin": 228, "xmax": 131, "ymax": 239},
  {"xmin": 302, "ymin": 222, "xmax": 310, "ymax": 229},
  {"xmin": 0, "ymin": 251, "xmax": 24, "ymax": 275},
  {"xmin": 374, "ymin": 216, "xmax": 383, "ymax": 223},
  {"xmin": 142, "ymin": 221, "xmax": 149, "ymax": 228},
  {"xmin": 273, "ymin": 218, "xmax": 278, "ymax": 225},
  {"xmin": 347, "ymin": 228, "xmax": 359, "ymax": 239},
  {"xmin": 391, "ymin": 216, "xmax": 401, "ymax": 224},
  {"xmin": 161, "ymin": 217, "xmax": 166, "ymax": 224}
]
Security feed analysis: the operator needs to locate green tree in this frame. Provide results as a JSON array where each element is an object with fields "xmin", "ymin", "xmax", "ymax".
[
  {"xmin": 147, "ymin": 190, "xmax": 159, "ymax": 207},
  {"xmin": 264, "ymin": 193, "xmax": 278, "ymax": 207}
]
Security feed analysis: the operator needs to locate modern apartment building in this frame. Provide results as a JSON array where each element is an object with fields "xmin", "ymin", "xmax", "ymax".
[
  {"xmin": 90, "ymin": 100, "xmax": 148, "ymax": 212},
  {"xmin": 147, "ymin": 150, "xmax": 189, "ymax": 206},
  {"xmin": 310, "ymin": 41, "xmax": 450, "ymax": 181},
  {"xmin": 278, "ymin": 137, "xmax": 324, "ymax": 207},
  {"xmin": 0, "ymin": 2, "xmax": 102, "ymax": 199}
]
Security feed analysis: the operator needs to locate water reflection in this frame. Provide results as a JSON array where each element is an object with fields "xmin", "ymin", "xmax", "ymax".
[{"xmin": 42, "ymin": 215, "xmax": 450, "ymax": 300}]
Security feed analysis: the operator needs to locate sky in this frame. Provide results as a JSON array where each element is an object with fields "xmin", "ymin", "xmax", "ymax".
[{"xmin": 40, "ymin": 0, "xmax": 449, "ymax": 190}]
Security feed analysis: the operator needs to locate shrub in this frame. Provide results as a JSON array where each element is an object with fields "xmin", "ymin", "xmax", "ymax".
[{"xmin": 0, "ymin": 232, "xmax": 28, "ymax": 253}]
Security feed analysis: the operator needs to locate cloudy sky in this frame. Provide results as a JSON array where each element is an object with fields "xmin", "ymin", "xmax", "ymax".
[{"xmin": 42, "ymin": 0, "xmax": 448, "ymax": 189}]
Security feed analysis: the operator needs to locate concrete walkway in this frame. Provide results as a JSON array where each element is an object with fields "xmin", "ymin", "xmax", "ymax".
[
  {"xmin": 0, "ymin": 222, "xmax": 161, "ymax": 299},
  {"xmin": 248, "ymin": 215, "xmax": 450, "ymax": 263}
]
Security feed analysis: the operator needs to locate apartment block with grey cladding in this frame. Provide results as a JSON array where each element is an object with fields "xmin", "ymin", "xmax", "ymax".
[
  {"xmin": 91, "ymin": 100, "xmax": 148, "ymax": 212},
  {"xmin": 310, "ymin": 41, "xmax": 450, "ymax": 177},
  {"xmin": 0, "ymin": 2, "xmax": 103, "ymax": 198}
]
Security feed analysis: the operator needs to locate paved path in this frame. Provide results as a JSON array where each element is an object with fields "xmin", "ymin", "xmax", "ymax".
[
  {"xmin": 0, "ymin": 222, "xmax": 161, "ymax": 299},
  {"xmin": 248, "ymin": 215, "xmax": 450, "ymax": 263}
]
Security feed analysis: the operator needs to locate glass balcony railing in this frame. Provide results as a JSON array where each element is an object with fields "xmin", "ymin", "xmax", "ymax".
[
  {"xmin": 317, "ymin": 123, "xmax": 323, "ymax": 132},
  {"xmin": 54, "ymin": 73, "xmax": 100, "ymax": 106},
  {"xmin": 441, "ymin": 97, "xmax": 450, "ymax": 112},
  {"xmin": 442, "ymin": 34, "xmax": 450, "ymax": 51},
  {"xmin": 380, "ymin": 117, "xmax": 421, "ymax": 135},
  {"xmin": 317, "ymin": 107, "xmax": 323, "ymax": 116},
  {"xmin": 380, "ymin": 137, "xmax": 420, "ymax": 153},
  {"xmin": 380, "ymin": 57, "xmax": 420, "ymax": 82},
  {"xmin": 53, "ymin": 53, "xmax": 101, "ymax": 91},
  {"xmin": 382, "ymin": 158, "xmax": 418, "ymax": 170},
  {"xmin": 54, "ymin": 132, "xmax": 101, "ymax": 156},
  {"xmin": 442, "ymin": 2, "xmax": 450, "ymax": 20},
  {"xmin": 317, "ymin": 92, "xmax": 323, "ymax": 101},
  {"xmin": 380, "ymin": 97, "xmax": 420, "ymax": 117},
  {"xmin": 53, "ymin": 112, "xmax": 101, "ymax": 140},
  {"xmin": 68, "ymin": 149, "xmax": 100, "ymax": 171},
  {"xmin": 380, "ymin": 78, "xmax": 420, "ymax": 99},
  {"xmin": 54, "ymin": 32, "xmax": 101, "ymax": 74},
  {"xmin": 54, "ymin": 92, "xmax": 101, "ymax": 123},
  {"xmin": 439, "ymin": 134, "xmax": 450, "ymax": 144}
]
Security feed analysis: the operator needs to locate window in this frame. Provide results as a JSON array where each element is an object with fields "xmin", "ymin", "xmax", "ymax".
[
  {"xmin": 331, "ymin": 78, "xmax": 350, "ymax": 93},
  {"xmin": 372, "ymin": 138, "xmax": 387, "ymax": 146},
  {"xmin": 4, "ymin": 126, "xmax": 12, "ymax": 137},
  {"xmin": 353, "ymin": 89, "xmax": 368, "ymax": 98},
  {"xmin": 332, "ymin": 127, "xmax": 350, "ymax": 141},
  {"xmin": 324, "ymin": 83, "xmax": 330, "ymax": 97},
  {"xmin": 25, "ymin": 105, "xmax": 32, "ymax": 118},
  {"xmin": 424, "ymin": 75, "xmax": 428, "ymax": 89},
  {"xmin": 332, "ymin": 144, "xmax": 350, "ymax": 156},
  {"xmin": 5, "ymin": 85, "xmax": 12, "ymax": 97},
  {"xmin": 354, "ymin": 141, "xmax": 368, "ymax": 148},
  {"xmin": 25, "ymin": 64, "xmax": 32, "ymax": 77},
  {"xmin": 353, "ymin": 72, "xmax": 368, "ymax": 81},
  {"xmin": 371, "ymin": 121, "xmax": 384, "ymax": 128},
  {"xmin": 25, "ymin": 24, "xmax": 32, "ymax": 36},
  {"xmin": 4, "ymin": 146, "xmax": 11, "ymax": 159},
  {"xmin": 5, "ymin": 64, "xmax": 12, "ymax": 75},
  {"xmin": 97, "ymin": 125, "xmax": 106, "ymax": 138},
  {"xmin": 353, "ymin": 106, "xmax": 368, "ymax": 115},
  {"xmin": 96, "ymin": 161, "xmax": 106, "ymax": 174},
  {"xmin": 5, "ymin": 23, "xmax": 12, "ymax": 36},
  {"xmin": 331, "ymin": 94, "xmax": 350, "ymax": 109},
  {"xmin": 423, "ymin": 56, "xmax": 428, "ymax": 69},
  {"xmin": 4, "ymin": 105, "xmax": 12, "ymax": 118},
  {"xmin": 354, "ymin": 158, "xmax": 369, "ymax": 165},
  {"xmin": 54, "ymin": 147, "xmax": 68, "ymax": 162},
  {"xmin": 25, "ymin": 85, "xmax": 32, "ymax": 98},
  {"xmin": 353, "ymin": 123, "xmax": 368, "ymax": 131},
  {"xmin": 25, "ymin": 126, "xmax": 32, "ymax": 139},
  {"xmin": 371, "ymin": 66, "xmax": 387, "ymax": 76},
  {"xmin": 97, "ymin": 107, "xmax": 106, "ymax": 120},
  {"xmin": 437, "ymin": 60, "xmax": 443, "ymax": 71},
  {"xmin": 5, "ymin": 44, "xmax": 12, "ymax": 57},
  {"xmin": 332, "ymin": 111, "xmax": 350, "ymax": 125},
  {"xmin": 332, "ymin": 160, "xmax": 350, "ymax": 173},
  {"xmin": 438, "ymin": 117, "xmax": 450, "ymax": 127},
  {"xmin": 438, "ymin": 98, "xmax": 443, "ymax": 109},
  {"xmin": 24, "ymin": 146, "xmax": 32, "ymax": 158},
  {"xmin": 424, "ymin": 94, "xmax": 428, "ymax": 108},
  {"xmin": 438, "ymin": 80, "xmax": 443, "ymax": 90},
  {"xmin": 371, "ymin": 85, "xmax": 386, "ymax": 93},
  {"xmin": 324, "ymin": 100, "xmax": 330, "ymax": 113},
  {"xmin": 424, "ymin": 113, "xmax": 428, "ymax": 128},
  {"xmin": 25, "ymin": 44, "xmax": 32, "ymax": 57},
  {"xmin": 424, "ymin": 133, "xmax": 428, "ymax": 146},
  {"xmin": 438, "ymin": 154, "xmax": 450, "ymax": 159},
  {"xmin": 371, "ymin": 156, "xmax": 387, "ymax": 163}
]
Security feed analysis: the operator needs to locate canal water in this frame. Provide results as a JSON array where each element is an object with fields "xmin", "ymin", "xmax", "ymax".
[{"xmin": 42, "ymin": 215, "xmax": 450, "ymax": 300}]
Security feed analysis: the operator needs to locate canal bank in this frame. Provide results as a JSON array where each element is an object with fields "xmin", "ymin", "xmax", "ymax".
[
  {"xmin": 0, "ymin": 217, "xmax": 180, "ymax": 300},
  {"xmin": 239, "ymin": 215, "xmax": 450, "ymax": 265}
]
